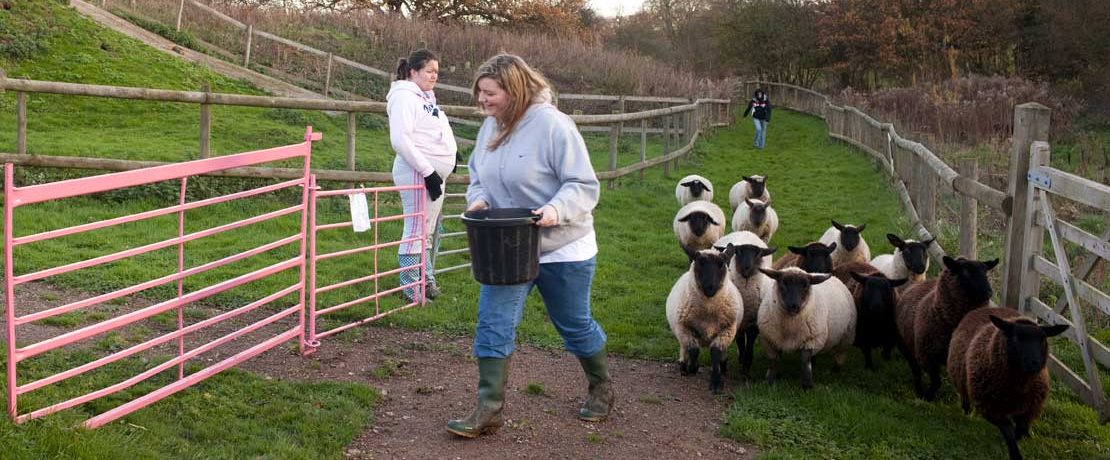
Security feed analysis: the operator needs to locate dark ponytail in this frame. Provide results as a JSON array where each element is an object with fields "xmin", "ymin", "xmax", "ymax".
[{"xmin": 395, "ymin": 48, "xmax": 439, "ymax": 81}]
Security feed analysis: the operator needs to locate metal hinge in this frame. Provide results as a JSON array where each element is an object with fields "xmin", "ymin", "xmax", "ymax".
[{"xmin": 1027, "ymin": 169, "xmax": 1052, "ymax": 189}]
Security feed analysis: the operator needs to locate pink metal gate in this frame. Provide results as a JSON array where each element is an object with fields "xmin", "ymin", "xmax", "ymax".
[
  {"xmin": 303, "ymin": 176, "xmax": 428, "ymax": 354},
  {"xmin": 4, "ymin": 128, "xmax": 318, "ymax": 428}
]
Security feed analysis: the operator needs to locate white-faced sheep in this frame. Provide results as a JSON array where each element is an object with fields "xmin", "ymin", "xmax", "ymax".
[
  {"xmin": 772, "ymin": 241, "xmax": 837, "ymax": 274},
  {"xmin": 675, "ymin": 175, "xmax": 714, "ymax": 206},
  {"xmin": 895, "ymin": 256, "xmax": 999, "ymax": 401},
  {"xmin": 730, "ymin": 198, "xmax": 779, "ymax": 242},
  {"xmin": 666, "ymin": 245, "xmax": 744, "ymax": 394},
  {"xmin": 757, "ymin": 267, "xmax": 856, "ymax": 389},
  {"xmin": 870, "ymin": 233, "xmax": 936, "ymax": 283},
  {"xmin": 819, "ymin": 220, "xmax": 872, "ymax": 266},
  {"xmin": 729, "ymin": 175, "xmax": 771, "ymax": 212},
  {"xmin": 832, "ymin": 260, "xmax": 907, "ymax": 370},
  {"xmin": 947, "ymin": 307, "xmax": 1069, "ymax": 460},
  {"xmin": 674, "ymin": 201, "xmax": 727, "ymax": 260},
  {"xmin": 714, "ymin": 231, "xmax": 777, "ymax": 376}
]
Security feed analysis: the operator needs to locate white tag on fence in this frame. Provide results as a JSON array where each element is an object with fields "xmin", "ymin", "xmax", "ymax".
[{"xmin": 349, "ymin": 192, "xmax": 371, "ymax": 232}]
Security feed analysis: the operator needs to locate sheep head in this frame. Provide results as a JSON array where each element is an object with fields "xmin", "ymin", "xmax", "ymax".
[
  {"xmin": 678, "ymin": 211, "xmax": 720, "ymax": 237},
  {"xmin": 693, "ymin": 245, "xmax": 735, "ymax": 298},
  {"xmin": 989, "ymin": 315, "xmax": 1069, "ymax": 375},
  {"xmin": 727, "ymin": 244, "xmax": 778, "ymax": 278},
  {"xmin": 849, "ymin": 271, "xmax": 907, "ymax": 316},
  {"xmin": 941, "ymin": 256, "xmax": 999, "ymax": 305},
  {"xmin": 742, "ymin": 175, "xmax": 767, "ymax": 198},
  {"xmin": 888, "ymin": 233, "xmax": 934, "ymax": 275},
  {"xmin": 744, "ymin": 198, "xmax": 770, "ymax": 227},
  {"xmin": 787, "ymin": 242, "xmax": 837, "ymax": 274},
  {"xmin": 832, "ymin": 220, "xmax": 866, "ymax": 252},
  {"xmin": 761, "ymin": 267, "xmax": 831, "ymax": 316},
  {"xmin": 680, "ymin": 179, "xmax": 711, "ymax": 198}
]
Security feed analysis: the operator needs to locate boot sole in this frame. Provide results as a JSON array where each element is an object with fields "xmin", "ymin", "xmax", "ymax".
[{"xmin": 446, "ymin": 425, "xmax": 500, "ymax": 438}]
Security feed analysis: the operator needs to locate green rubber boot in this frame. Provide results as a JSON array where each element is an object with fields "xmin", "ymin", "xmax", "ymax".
[
  {"xmin": 577, "ymin": 347, "xmax": 614, "ymax": 422},
  {"xmin": 446, "ymin": 357, "xmax": 509, "ymax": 438}
]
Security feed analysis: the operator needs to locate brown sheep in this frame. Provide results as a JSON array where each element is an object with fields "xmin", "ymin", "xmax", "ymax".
[
  {"xmin": 894, "ymin": 255, "xmax": 999, "ymax": 401},
  {"xmin": 832, "ymin": 261, "xmax": 907, "ymax": 370},
  {"xmin": 947, "ymin": 307, "xmax": 1068, "ymax": 460},
  {"xmin": 771, "ymin": 241, "xmax": 836, "ymax": 273}
]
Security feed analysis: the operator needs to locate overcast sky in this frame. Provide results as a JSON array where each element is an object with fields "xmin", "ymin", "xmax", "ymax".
[{"xmin": 590, "ymin": 0, "xmax": 646, "ymax": 17}]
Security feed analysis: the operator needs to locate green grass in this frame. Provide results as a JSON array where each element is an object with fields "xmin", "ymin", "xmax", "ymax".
[
  {"xmin": 0, "ymin": 344, "xmax": 379, "ymax": 460},
  {"xmin": 1, "ymin": 3, "xmax": 1107, "ymax": 459}
]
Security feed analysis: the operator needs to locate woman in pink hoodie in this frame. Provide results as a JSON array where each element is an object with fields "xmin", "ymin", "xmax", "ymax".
[{"xmin": 387, "ymin": 49, "xmax": 458, "ymax": 302}]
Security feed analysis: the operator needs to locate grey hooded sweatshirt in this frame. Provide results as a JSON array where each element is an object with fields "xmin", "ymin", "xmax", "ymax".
[{"xmin": 466, "ymin": 98, "xmax": 600, "ymax": 255}]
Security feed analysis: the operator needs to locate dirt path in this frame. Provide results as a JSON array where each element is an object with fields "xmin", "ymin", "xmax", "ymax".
[
  {"xmin": 4, "ymin": 281, "xmax": 753, "ymax": 459},
  {"xmin": 70, "ymin": 0, "xmax": 322, "ymax": 100}
]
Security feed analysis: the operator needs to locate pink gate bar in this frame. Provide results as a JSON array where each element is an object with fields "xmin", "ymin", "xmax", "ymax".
[
  {"xmin": 4, "ymin": 127, "xmax": 321, "ymax": 428},
  {"xmin": 304, "ymin": 175, "xmax": 427, "ymax": 353}
]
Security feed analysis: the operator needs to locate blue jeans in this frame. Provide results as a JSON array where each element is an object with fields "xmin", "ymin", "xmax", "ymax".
[
  {"xmin": 473, "ymin": 257, "xmax": 606, "ymax": 359},
  {"xmin": 753, "ymin": 118, "xmax": 768, "ymax": 149}
]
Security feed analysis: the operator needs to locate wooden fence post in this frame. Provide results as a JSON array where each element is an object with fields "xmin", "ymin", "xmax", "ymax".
[
  {"xmin": 663, "ymin": 115, "xmax": 672, "ymax": 178},
  {"xmin": 608, "ymin": 122, "xmax": 619, "ymax": 190},
  {"xmin": 617, "ymin": 95, "xmax": 626, "ymax": 139},
  {"xmin": 347, "ymin": 112, "xmax": 356, "ymax": 170},
  {"xmin": 17, "ymin": 91, "xmax": 26, "ymax": 155},
  {"xmin": 323, "ymin": 53, "xmax": 334, "ymax": 98},
  {"xmin": 199, "ymin": 84, "xmax": 211, "ymax": 159},
  {"xmin": 1001, "ymin": 103, "xmax": 1052, "ymax": 308},
  {"xmin": 958, "ymin": 158, "xmax": 979, "ymax": 258},
  {"xmin": 176, "ymin": 0, "xmax": 186, "ymax": 31},
  {"xmin": 243, "ymin": 24, "xmax": 253, "ymax": 67},
  {"xmin": 639, "ymin": 119, "xmax": 647, "ymax": 181},
  {"xmin": 1015, "ymin": 143, "xmax": 1050, "ymax": 314}
]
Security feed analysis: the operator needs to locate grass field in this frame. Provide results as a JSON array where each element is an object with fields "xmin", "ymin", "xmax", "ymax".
[{"xmin": 1, "ymin": 2, "xmax": 1107, "ymax": 459}]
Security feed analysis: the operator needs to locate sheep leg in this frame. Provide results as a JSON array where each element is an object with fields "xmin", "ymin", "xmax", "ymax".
[
  {"xmin": 896, "ymin": 340, "xmax": 925, "ymax": 398},
  {"xmin": 681, "ymin": 244, "xmax": 697, "ymax": 261},
  {"xmin": 709, "ymin": 346, "xmax": 725, "ymax": 394},
  {"xmin": 832, "ymin": 351, "xmax": 847, "ymax": 373},
  {"xmin": 861, "ymin": 346, "xmax": 875, "ymax": 371},
  {"xmin": 765, "ymin": 348, "xmax": 780, "ymax": 384},
  {"xmin": 960, "ymin": 393, "xmax": 972, "ymax": 415},
  {"xmin": 923, "ymin": 364, "xmax": 942, "ymax": 402},
  {"xmin": 799, "ymin": 348, "xmax": 815, "ymax": 390},
  {"xmin": 987, "ymin": 415, "xmax": 1024, "ymax": 460},
  {"xmin": 1014, "ymin": 413, "xmax": 1033, "ymax": 440},
  {"xmin": 881, "ymin": 344, "xmax": 893, "ymax": 360},
  {"xmin": 681, "ymin": 347, "xmax": 700, "ymax": 376},
  {"xmin": 741, "ymin": 326, "xmax": 758, "ymax": 377}
]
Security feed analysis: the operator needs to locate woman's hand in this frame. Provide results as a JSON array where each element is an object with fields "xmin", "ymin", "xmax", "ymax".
[
  {"xmin": 466, "ymin": 200, "xmax": 489, "ymax": 212},
  {"xmin": 532, "ymin": 205, "xmax": 558, "ymax": 227}
]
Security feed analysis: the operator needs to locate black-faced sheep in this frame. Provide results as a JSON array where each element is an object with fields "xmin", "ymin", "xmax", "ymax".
[
  {"xmin": 772, "ymin": 241, "xmax": 837, "ymax": 274},
  {"xmin": 870, "ymin": 233, "xmax": 936, "ymax": 283},
  {"xmin": 728, "ymin": 175, "xmax": 771, "ymax": 212},
  {"xmin": 666, "ymin": 245, "xmax": 744, "ymax": 394},
  {"xmin": 757, "ymin": 267, "xmax": 856, "ymax": 389},
  {"xmin": 832, "ymin": 260, "xmax": 907, "ymax": 370},
  {"xmin": 673, "ymin": 200, "xmax": 727, "ymax": 260},
  {"xmin": 675, "ymin": 174, "xmax": 714, "ymax": 206},
  {"xmin": 895, "ymin": 256, "xmax": 999, "ymax": 401},
  {"xmin": 715, "ymin": 231, "xmax": 777, "ymax": 376},
  {"xmin": 819, "ymin": 220, "xmax": 872, "ymax": 266},
  {"xmin": 947, "ymin": 307, "xmax": 1068, "ymax": 460},
  {"xmin": 730, "ymin": 198, "xmax": 779, "ymax": 242}
]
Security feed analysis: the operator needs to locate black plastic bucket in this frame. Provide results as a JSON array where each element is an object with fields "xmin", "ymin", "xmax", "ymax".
[{"xmin": 461, "ymin": 208, "xmax": 541, "ymax": 285}]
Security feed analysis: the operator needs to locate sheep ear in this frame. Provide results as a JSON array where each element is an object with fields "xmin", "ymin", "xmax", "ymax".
[
  {"xmin": 832, "ymin": 220, "xmax": 845, "ymax": 231},
  {"xmin": 887, "ymin": 233, "xmax": 905, "ymax": 248},
  {"xmin": 761, "ymin": 246, "xmax": 778, "ymax": 257},
  {"xmin": 745, "ymin": 198, "xmax": 755, "ymax": 207},
  {"xmin": 826, "ymin": 242, "xmax": 837, "ymax": 252},
  {"xmin": 759, "ymin": 267, "xmax": 782, "ymax": 280},
  {"xmin": 761, "ymin": 175, "xmax": 768, "ymax": 183},
  {"xmin": 857, "ymin": 223, "xmax": 867, "ymax": 233},
  {"xmin": 788, "ymin": 246, "xmax": 805, "ymax": 255},
  {"xmin": 809, "ymin": 273, "xmax": 832, "ymax": 285},
  {"xmin": 764, "ymin": 197, "xmax": 772, "ymax": 206},
  {"xmin": 889, "ymin": 278, "xmax": 909, "ymax": 288},
  {"xmin": 680, "ymin": 180, "xmax": 695, "ymax": 187},
  {"xmin": 850, "ymin": 271, "xmax": 869, "ymax": 283},
  {"xmin": 983, "ymin": 258, "xmax": 1000, "ymax": 271},
  {"xmin": 742, "ymin": 175, "xmax": 752, "ymax": 182},
  {"xmin": 706, "ymin": 216, "xmax": 721, "ymax": 226},
  {"xmin": 943, "ymin": 255, "xmax": 959, "ymax": 271},
  {"xmin": 702, "ymin": 183, "xmax": 712, "ymax": 192},
  {"xmin": 678, "ymin": 214, "xmax": 692, "ymax": 223},
  {"xmin": 1042, "ymin": 324, "xmax": 1070, "ymax": 338},
  {"xmin": 989, "ymin": 315, "xmax": 1015, "ymax": 335}
]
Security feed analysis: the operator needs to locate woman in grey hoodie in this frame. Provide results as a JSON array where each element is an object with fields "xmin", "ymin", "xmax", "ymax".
[
  {"xmin": 387, "ymin": 49, "xmax": 457, "ymax": 302},
  {"xmin": 446, "ymin": 54, "xmax": 614, "ymax": 438}
]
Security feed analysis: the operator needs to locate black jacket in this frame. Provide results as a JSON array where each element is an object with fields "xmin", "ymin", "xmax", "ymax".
[{"xmin": 743, "ymin": 97, "xmax": 772, "ymax": 121}]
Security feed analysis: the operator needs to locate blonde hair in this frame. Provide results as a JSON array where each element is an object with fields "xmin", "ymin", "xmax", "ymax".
[{"xmin": 472, "ymin": 54, "xmax": 552, "ymax": 150}]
